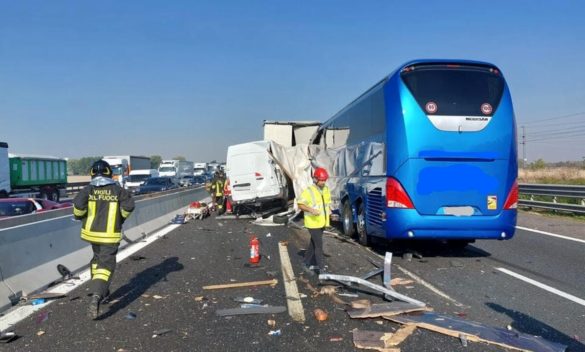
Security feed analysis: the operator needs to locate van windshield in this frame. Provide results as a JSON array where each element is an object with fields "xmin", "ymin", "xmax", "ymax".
[
  {"xmin": 128, "ymin": 174, "xmax": 150, "ymax": 182},
  {"xmin": 401, "ymin": 64, "xmax": 505, "ymax": 116},
  {"xmin": 159, "ymin": 167, "xmax": 175, "ymax": 172}
]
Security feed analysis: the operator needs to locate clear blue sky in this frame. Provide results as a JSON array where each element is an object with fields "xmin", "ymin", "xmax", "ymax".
[{"xmin": 2, "ymin": 0, "xmax": 584, "ymax": 162}]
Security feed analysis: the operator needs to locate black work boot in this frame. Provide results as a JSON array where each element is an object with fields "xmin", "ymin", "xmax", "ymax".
[{"xmin": 87, "ymin": 295, "xmax": 101, "ymax": 320}]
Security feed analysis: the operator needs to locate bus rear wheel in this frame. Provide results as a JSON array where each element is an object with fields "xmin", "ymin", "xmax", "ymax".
[
  {"xmin": 342, "ymin": 201, "xmax": 355, "ymax": 237},
  {"xmin": 356, "ymin": 203, "xmax": 369, "ymax": 246}
]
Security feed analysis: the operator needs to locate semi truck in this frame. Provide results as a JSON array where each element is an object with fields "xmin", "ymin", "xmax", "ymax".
[
  {"xmin": 101, "ymin": 155, "xmax": 151, "ymax": 185},
  {"xmin": 0, "ymin": 142, "xmax": 68, "ymax": 201},
  {"xmin": 158, "ymin": 160, "xmax": 194, "ymax": 182}
]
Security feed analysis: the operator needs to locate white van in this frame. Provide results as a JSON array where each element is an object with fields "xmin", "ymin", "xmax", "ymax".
[
  {"xmin": 125, "ymin": 169, "xmax": 159, "ymax": 191},
  {"xmin": 226, "ymin": 141, "xmax": 288, "ymax": 213}
]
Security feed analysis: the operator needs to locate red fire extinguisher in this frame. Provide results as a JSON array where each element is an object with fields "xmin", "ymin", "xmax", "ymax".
[{"xmin": 249, "ymin": 236, "xmax": 260, "ymax": 264}]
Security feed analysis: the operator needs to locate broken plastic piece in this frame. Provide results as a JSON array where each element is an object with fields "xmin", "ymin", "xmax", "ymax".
[
  {"xmin": 125, "ymin": 312, "xmax": 137, "ymax": 320},
  {"xmin": 268, "ymin": 329, "xmax": 281, "ymax": 336},
  {"xmin": 313, "ymin": 308, "xmax": 328, "ymax": 321}
]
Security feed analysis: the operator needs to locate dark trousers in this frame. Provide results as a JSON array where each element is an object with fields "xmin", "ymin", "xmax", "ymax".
[
  {"xmin": 89, "ymin": 243, "xmax": 119, "ymax": 298},
  {"xmin": 304, "ymin": 228, "xmax": 325, "ymax": 270}
]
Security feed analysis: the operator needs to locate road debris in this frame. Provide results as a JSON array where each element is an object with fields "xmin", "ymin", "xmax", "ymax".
[
  {"xmin": 350, "ymin": 299, "xmax": 372, "ymax": 309},
  {"xmin": 390, "ymin": 278, "xmax": 414, "ymax": 286},
  {"xmin": 233, "ymin": 297, "xmax": 263, "ymax": 304},
  {"xmin": 0, "ymin": 331, "xmax": 17, "ymax": 344},
  {"xmin": 193, "ymin": 296, "xmax": 206, "ymax": 302},
  {"xmin": 203, "ymin": 278, "xmax": 278, "ymax": 290},
  {"xmin": 267, "ymin": 319, "xmax": 276, "ymax": 327},
  {"xmin": 348, "ymin": 302, "xmax": 431, "ymax": 319},
  {"xmin": 36, "ymin": 331, "xmax": 45, "ymax": 336},
  {"xmin": 27, "ymin": 292, "xmax": 67, "ymax": 301},
  {"xmin": 313, "ymin": 308, "xmax": 328, "ymax": 321},
  {"xmin": 319, "ymin": 273, "xmax": 426, "ymax": 307},
  {"xmin": 329, "ymin": 336, "xmax": 343, "ymax": 342},
  {"xmin": 152, "ymin": 328, "xmax": 172, "ymax": 338},
  {"xmin": 124, "ymin": 312, "xmax": 137, "ymax": 320},
  {"xmin": 36, "ymin": 311, "xmax": 49, "ymax": 324},
  {"xmin": 268, "ymin": 329, "xmax": 281, "ymax": 336},
  {"xmin": 386, "ymin": 312, "xmax": 567, "ymax": 352},
  {"xmin": 352, "ymin": 329, "xmax": 400, "ymax": 352},
  {"xmin": 129, "ymin": 255, "xmax": 147, "ymax": 261},
  {"xmin": 215, "ymin": 306, "xmax": 287, "ymax": 316}
]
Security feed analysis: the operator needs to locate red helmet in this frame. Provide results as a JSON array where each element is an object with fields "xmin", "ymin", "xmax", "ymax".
[
  {"xmin": 313, "ymin": 167, "xmax": 329, "ymax": 181},
  {"xmin": 190, "ymin": 201, "xmax": 201, "ymax": 208}
]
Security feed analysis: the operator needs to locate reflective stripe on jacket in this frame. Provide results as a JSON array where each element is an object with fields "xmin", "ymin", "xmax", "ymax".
[
  {"xmin": 73, "ymin": 183, "xmax": 135, "ymax": 244},
  {"xmin": 298, "ymin": 184, "xmax": 331, "ymax": 229}
]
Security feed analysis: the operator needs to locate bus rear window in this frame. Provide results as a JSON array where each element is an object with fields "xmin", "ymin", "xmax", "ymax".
[{"xmin": 401, "ymin": 64, "xmax": 505, "ymax": 116}]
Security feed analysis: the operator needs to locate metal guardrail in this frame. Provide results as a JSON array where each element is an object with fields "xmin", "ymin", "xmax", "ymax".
[
  {"xmin": 65, "ymin": 181, "xmax": 89, "ymax": 194},
  {"xmin": 519, "ymin": 183, "xmax": 585, "ymax": 214}
]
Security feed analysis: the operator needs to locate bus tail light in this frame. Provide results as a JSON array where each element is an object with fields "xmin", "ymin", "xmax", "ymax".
[
  {"xmin": 386, "ymin": 178, "xmax": 414, "ymax": 209},
  {"xmin": 255, "ymin": 172, "xmax": 264, "ymax": 180},
  {"xmin": 504, "ymin": 180, "xmax": 518, "ymax": 209}
]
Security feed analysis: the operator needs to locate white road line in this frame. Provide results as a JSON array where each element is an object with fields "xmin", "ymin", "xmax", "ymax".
[
  {"xmin": 395, "ymin": 265, "xmax": 463, "ymax": 306},
  {"xmin": 496, "ymin": 267, "xmax": 585, "ymax": 307},
  {"xmin": 516, "ymin": 226, "xmax": 585, "ymax": 244},
  {"xmin": 278, "ymin": 241, "xmax": 305, "ymax": 322},
  {"xmin": 0, "ymin": 214, "xmax": 73, "ymax": 232},
  {"xmin": 0, "ymin": 223, "xmax": 181, "ymax": 332}
]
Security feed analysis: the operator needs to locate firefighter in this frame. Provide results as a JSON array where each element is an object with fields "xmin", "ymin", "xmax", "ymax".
[
  {"xmin": 210, "ymin": 169, "xmax": 226, "ymax": 213},
  {"xmin": 297, "ymin": 167, "xmax": 331, "ymax": 275},
  {"xmin": 73, "ymin": 160, "xmax": 135, "ymax": 320}
]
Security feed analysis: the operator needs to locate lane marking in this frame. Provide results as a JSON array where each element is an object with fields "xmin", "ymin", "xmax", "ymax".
[
  {"xmin": 278, "ymin": 241, "xmax": 305, "ymax": 322},
  {"xmin": 0, "ymin": 223, "xmax": 182, "ymax": 332},
  {"xmin": 516, "ymin": 226, "xmax": 585, "ymax": 244},
  {"xmin": 395, "ymin": 264, "xmax": 463, "ymax": 306},
  {"xmin": 0, "ymin": 214, "xmax": 73, "ymax": 232},
  {"xmin": 366, "ymin": 247, "xmax": 464, "ymax": 306},
  {"xmin": 496, "ymin": 267, "xmax": 585, "ymax": 307}
]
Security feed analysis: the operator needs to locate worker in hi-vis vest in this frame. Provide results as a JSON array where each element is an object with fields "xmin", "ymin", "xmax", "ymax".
[
  {"xmin": 73, "ymin": 160, "xmax": 135, "ymax": 320},
  {"xmin": 297, "ymin": 167, "xmax": 331, "ymax": 274},
  {"xmin": 210, "ymin": 169, "xmax": 226, "ymax": 213}
]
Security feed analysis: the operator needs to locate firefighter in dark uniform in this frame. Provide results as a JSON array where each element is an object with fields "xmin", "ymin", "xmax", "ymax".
[
  {"xmin": 73, "ymin": 160, "xmax": 135, "ymax": 320},
  {"xmin": 210, "ymin": 169, "xmax": 226, "ymax": 214}
]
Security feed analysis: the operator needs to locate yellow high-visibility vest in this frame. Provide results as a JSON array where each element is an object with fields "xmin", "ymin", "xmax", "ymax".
[{"xmin": 298, "ymin": 184, "xmax": 331, "ymax": 229}]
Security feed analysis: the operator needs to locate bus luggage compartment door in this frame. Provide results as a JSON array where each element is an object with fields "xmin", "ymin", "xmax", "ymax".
[{"xmin": 395, "ymin": 158, "xmax": 513, "ymax": 216}]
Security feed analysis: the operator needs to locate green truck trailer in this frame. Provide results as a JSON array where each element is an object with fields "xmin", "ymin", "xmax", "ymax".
[{"xmin": 0, "ymin": 142, "xmax": 68, "ymax": 201}]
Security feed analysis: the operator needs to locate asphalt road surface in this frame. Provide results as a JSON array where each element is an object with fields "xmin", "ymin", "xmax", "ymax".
[{"xmin": 1, "ymin": 210, "xmax": 583, "ymax": 351}]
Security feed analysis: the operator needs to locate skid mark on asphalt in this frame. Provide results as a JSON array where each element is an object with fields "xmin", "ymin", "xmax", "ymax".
[{"xmin": 496, "ymin": 267, "xmax": 585, "ymax": 307}]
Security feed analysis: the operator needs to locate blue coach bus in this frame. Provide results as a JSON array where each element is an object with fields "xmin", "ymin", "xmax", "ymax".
[{"xmin": 311, "ymin": 59, "xmax": 518, "ymax": 247}]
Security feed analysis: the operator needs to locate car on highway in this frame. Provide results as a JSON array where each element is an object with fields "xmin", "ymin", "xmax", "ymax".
[
  {"xmin": 0, "ymin": 198, "xmax": 72, "ymax": 218},
  {"xmin": 134, "ymin": 177, "xmax": 177, "ymax": 195},
  {"xmin": 179, "ymin": 175, "xmax": 197, "ymax": 187},
  {"xmin": 192, "ymin": 175, "xmax": 206, "ymax": 185}
]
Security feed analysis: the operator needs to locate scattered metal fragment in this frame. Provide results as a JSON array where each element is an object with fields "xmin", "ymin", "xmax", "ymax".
[
  {"xmin": 215, "ymin": 306, "xmax": 286, "ymax": 316},
  {"xmin": 387, "ymin": 312, "xmax": 567, "ymax": 352},
  {"xmin": 152, "ymin": 328, "xmax": 172, "ymax": 337},
  {"xmin": 319, "ymin": 273, "xmax": 426, "ymax": 307},
  {"xmin": 125, "ymin": 312, "xmax": 137, "ymax": 320}
]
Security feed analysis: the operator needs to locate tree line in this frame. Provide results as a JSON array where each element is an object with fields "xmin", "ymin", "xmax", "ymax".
[{"xmin": 67, "ymin": 155, "xmax": 183, "ymax": 175}]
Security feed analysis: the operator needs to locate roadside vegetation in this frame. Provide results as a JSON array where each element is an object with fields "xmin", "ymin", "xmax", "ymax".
[{"xmin": 519, "ymin": 159, "xmax": 585, "ymax": 185}]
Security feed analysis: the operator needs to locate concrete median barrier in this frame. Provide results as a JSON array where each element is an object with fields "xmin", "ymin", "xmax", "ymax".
[{"xmin": 0, "ymin": 187, "xmax": 207, "ymax": 312}]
